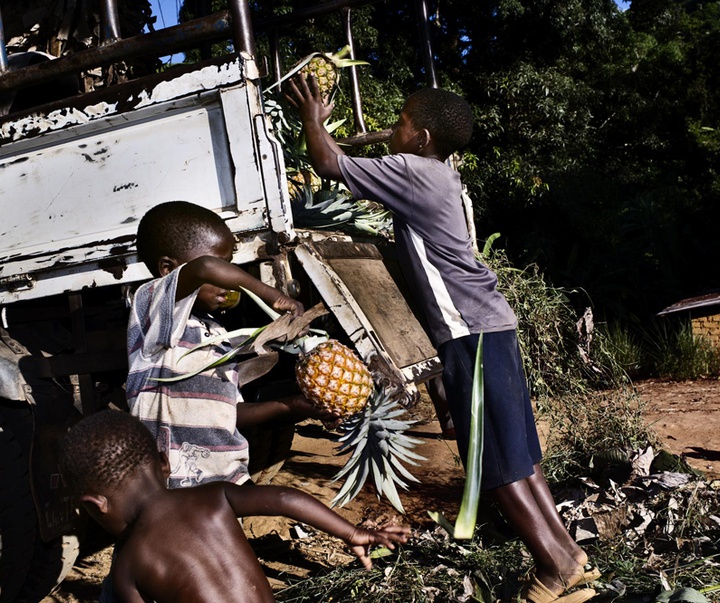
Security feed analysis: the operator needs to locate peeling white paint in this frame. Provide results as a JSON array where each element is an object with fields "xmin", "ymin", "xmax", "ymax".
[
  {"xmin": 1, "ymin": 102, "xmax": 119, "ymax": 141},
  {"xmin": 134, "ymin": 62, "xmax": 244, "ymax": 108}
]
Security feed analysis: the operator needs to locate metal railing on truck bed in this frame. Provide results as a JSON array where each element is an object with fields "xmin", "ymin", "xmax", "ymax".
[{"xmin": 0, "ymin": 0, "xmax": 439, "ymax": 139}]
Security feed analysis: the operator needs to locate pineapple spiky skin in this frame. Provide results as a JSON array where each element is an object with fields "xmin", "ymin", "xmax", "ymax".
[
  {"xmin": 295, "ymin": 340, "xmax": 373, "ymax": 418},
  {"xmin": 300, "ymin": 55, "xmax": 338, "ymax": 100},
  {"xmin": 284, "ymin": 45, "xmax": 368, "ymax": 102}
]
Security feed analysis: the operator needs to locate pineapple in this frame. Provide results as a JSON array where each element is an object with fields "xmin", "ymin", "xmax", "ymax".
[
  {"xmin": 294, "ymin": 338, "xmax": 425, "ymax": 513},
  {"xmin": 299, "ymin": 54, "xmax": 338, "ymax": 100},
  {"xmin": 294, "ymin": 46, "xmax": 368, "ymax": 100},
  {"xmin": 265, "ymin": 45, "xmax": 368, "ymax": 102},
  {"xmin": 295, "ymin": 339, "xmax": 373, "ymax": 418}
]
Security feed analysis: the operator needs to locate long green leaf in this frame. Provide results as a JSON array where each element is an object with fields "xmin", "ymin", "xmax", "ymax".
[
  {"xmin": 454, "ymin": 333, "xmax": 485, "ymax": 540},
  {"xmin": 240, "ymin": 287, "xmax": 281, "ymax": 320},
  {"xmin": 427, "ymin": 510, "xmax": 456, "ymax": 538}
]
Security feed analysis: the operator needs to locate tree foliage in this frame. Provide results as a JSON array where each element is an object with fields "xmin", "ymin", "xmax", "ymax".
[{"xmin": 178, "ymin": 0, "xmax": 720, "ymax": 324}]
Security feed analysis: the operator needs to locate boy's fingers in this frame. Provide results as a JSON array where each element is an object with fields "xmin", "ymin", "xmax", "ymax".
[
  {"xmin": 378, "ymin": 526, "xmax": 410, "ymax": 544},
  {"xmin": 307, "ymin": 74, "xmax": 321, "ymax": 96},
  {"xmin": 298, "ymin": 73, "xmax": 312, "ymax": 95},
  {"xmin": 285, "ymin": 79, "xmax": 302, "ymax": 105}
]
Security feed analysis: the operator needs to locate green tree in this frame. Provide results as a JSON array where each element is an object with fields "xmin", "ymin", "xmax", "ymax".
[{"xmin": 173, "ymin": 0, "xmax": 720, "ymax": 324}]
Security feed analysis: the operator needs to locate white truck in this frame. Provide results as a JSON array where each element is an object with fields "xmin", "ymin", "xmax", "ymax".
[{"xmin": 0, "ymin": 1, "xmax": 441, "ymax": 600}]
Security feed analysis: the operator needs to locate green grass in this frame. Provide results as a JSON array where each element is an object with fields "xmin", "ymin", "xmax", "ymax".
[
  {"xmin": 646, "ymin": 320, "xmax": 720, "ymax": 380},
  {"xmin": 539, "ymin": 386, "xmax": 658, "ymax": 484}
]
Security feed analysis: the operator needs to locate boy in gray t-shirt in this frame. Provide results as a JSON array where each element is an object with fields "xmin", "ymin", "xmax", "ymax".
[{"xmin": 288, "ymin": 78, "xmax": 599, "ymax": 603}]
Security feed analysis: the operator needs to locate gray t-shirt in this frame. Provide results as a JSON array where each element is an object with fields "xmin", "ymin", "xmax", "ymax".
[{"xmin": 338, "ymin": 153, "xmax": 517, "ymax": 347}]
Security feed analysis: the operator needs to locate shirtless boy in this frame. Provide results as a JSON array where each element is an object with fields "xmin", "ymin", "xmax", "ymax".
[{"xmin": 60, "ymin": 410, "xmax": 410, "ymax": 603}]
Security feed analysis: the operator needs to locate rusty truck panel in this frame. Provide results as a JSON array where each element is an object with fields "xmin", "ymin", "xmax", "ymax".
[{"xmin": 0, "ymin": 55, "xmax": 293, "ymax": 304}]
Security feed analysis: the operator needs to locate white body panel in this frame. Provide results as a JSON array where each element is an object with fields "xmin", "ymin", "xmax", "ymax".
[{"xmin": 0, "ymin": 56, "xmax": 293, "ymax": 303}]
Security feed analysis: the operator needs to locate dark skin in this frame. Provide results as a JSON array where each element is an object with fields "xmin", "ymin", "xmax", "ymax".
[
  {"xmin": 81, "ymin": 455, "xmax": 409, "ymax": 603},
  {"xmin": 157, "ymin": 221, "xmax": 336, "ymax": 426},
  {"xmin": 288, "ymin": 75, "xmax": 592, "ymax": 596}
]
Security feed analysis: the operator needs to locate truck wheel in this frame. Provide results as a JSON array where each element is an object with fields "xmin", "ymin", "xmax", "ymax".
[
  {"xmin": 0, "ymin": 403, "xmax": 36, "ymax": 603},
  {"xmin": 0, "ymin": 404, "xmax": 81, "ymax": 603}
]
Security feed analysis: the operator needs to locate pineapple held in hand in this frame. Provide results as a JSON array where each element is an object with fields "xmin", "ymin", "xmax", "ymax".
[
  {"xmin": 295, "ymin": 339, "xmax": 373, "ymax": 418},
  {"xmin": 266, "ymin": 45, "xmax": 368, "ymax": 101},
  {"xmin": 299, "ymin": 54, "xmax": 339, "ymax": 100},
  {"xmin": 294, "ymin": 338, "xmax": 425, "ymax": 514},
  {"xmin": 295, "ymin": 46, "xmax": 367, "ymax": 100}
]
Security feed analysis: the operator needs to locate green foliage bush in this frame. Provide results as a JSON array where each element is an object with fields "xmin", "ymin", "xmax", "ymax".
[
  {"xmin": 482, "ymin": 236, "xmax": 626, "ymax": 399},
  {"xmin": 645, "ymin": 319, "xmax": 720, "ymax": 380}
]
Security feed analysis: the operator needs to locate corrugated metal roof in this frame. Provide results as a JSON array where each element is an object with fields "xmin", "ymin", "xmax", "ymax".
[{"xmin": 658, "ymin": 292, "xmax": 720, "ymax": 316}]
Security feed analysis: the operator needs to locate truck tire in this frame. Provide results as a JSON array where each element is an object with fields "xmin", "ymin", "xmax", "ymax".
[
  {"xmin": 0, "ymin": 403, "xmax": 81, "ymax": 603},
  {"xmin": 0, "ymin": 403, "xmax": 37, "ymax": 603}
]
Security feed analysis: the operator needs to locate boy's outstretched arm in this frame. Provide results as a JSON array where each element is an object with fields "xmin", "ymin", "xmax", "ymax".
[
  {"xmin": 224, "ymin": 484, "xmax": 409, "ymax": 569},
  {"xmin": 235, "ymin": 394, "xmax": 340, "ymax": 428},
  {"xmin": 286, "ymin": 75, "xmax": 346, "ymax": 182},
  {"xmin": 175, "ymin": 256, "xmax": 303, "ymax": 316}
]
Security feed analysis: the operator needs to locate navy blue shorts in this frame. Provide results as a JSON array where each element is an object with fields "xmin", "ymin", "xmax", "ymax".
[{"xmin": 438, "ymin": 330, "xmax": 542, "ymax": 490}]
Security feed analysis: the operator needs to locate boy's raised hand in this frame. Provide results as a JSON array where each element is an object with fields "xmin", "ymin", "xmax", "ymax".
[
  {"xmin": 286, "ymin": 74, "xmax": 335, "ymax": 126},
  {"xmin": 346, "ymin": 525, "xmax": 411, "ymax": 570}
]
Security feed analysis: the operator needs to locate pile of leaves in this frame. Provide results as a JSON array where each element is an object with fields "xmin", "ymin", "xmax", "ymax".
[{"xmin": 274, "ymin": 447, "xmax": 720, "ymax": 603}]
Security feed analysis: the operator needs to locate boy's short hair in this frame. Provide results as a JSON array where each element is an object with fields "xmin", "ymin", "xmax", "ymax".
[
  {"xmin": 404, "ymin": 88, "xmax": 474, "ymax": 158},
  {"xmin": 136, "ymin": 201, "xmax": 230, "ymax": 276},
  {"xmin": 60, "ymin": 410, "xmax": 159, "ymax": 496}
]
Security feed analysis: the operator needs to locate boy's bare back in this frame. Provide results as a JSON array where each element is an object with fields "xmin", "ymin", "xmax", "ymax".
[
  {"xmin": 113, "ymin": 483, "xmax": 275, "ymax": 603},
  {"xmin": 61, "ymin": 410, "xmax": 409, "ymax": 603}
]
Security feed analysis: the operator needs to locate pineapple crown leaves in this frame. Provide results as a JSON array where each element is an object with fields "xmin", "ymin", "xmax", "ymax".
[
  {"xmin": 330, "ymin": 388, "xmax": 426, "ymax": 514},
  {"xmin": 290, "ymin": 181, "xmax": 363, "ymax": 229}
]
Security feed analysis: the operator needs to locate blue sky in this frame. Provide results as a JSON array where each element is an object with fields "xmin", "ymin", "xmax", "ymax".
[{"xmin": 149, "ymin": 0, "xmax": 181, "ymax": 29}]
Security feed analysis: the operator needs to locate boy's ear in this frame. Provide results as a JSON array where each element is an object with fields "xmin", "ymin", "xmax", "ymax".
[
  {"xmin": 417, "ymin": 128, "xmax": 431, "ymax": 152},
  {"xmin": 157, "ymin": 256, "xmax": 178, "ymax": 277},
  {"xmin": 80, "ymin": 493, "xmax": 109, "ymax": 514},
  {"xmin": 159, "ymin": 452, "xmax": 171, "ymax": 481}
]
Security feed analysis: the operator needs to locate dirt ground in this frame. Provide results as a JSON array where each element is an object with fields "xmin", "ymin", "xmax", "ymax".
[{"xmin": 41, "ymin": 378, "xmax": 720, "ymax": 602}]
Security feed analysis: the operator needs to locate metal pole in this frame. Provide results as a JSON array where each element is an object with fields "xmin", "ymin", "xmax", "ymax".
[
  {"xmin": 0, "ymin": 12, "xmax": 233, "ymax": 93},
  {"xmin": 342, "ymin": 7, "xmax": 367, "ymax": 134},
  {"xmin": 270, "ymin": 29, "xmax": 282, "ymax": 86},
  {"xmin": 415, "ymin": 0, "xmax": 438, "ymax": 88},
  {"xmin": 100, "ymin": 0, "xmax": 122, "ymax": 44},
  {"xmin": 227, "ymin": 0, "xmax": 256, "ymax": 56},
  {"xmin": 0, "ymin": 5, "xmax": 9, "ymax": 72}
]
